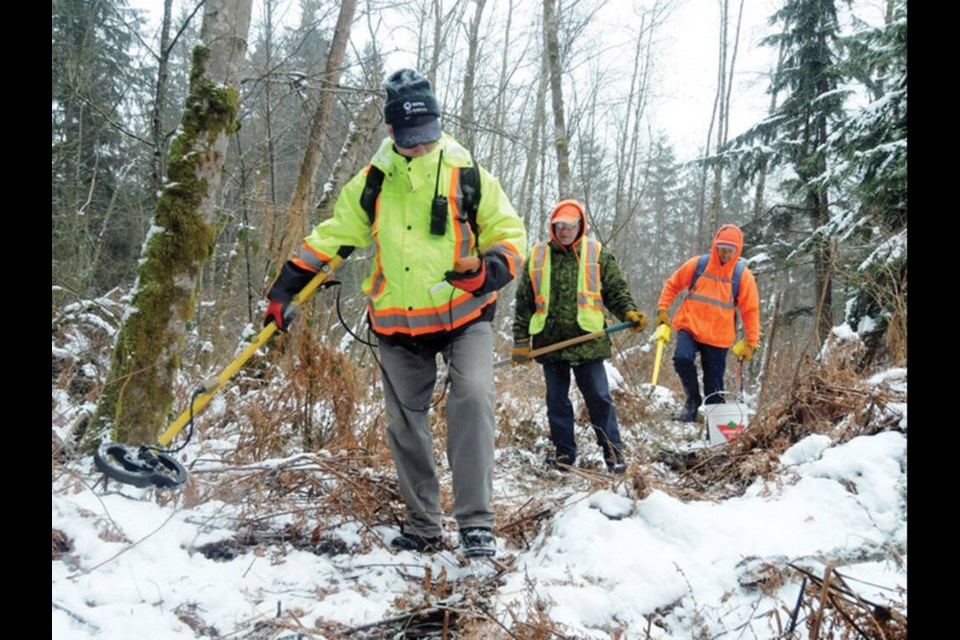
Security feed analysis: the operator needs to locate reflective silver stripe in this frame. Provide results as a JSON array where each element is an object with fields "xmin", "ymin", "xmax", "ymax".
[
  {"xmin": 687, "ymin": 293, "xmax": 735, "ymax": 310},
  {"xmin": 296, "ymin": 246, "xmax": 326, "ymax": 271},
  {"xmin": 690, "ymin": 270, "xmax": 735, "ymax": 306},
  {"xmin": 584, "ymin": 239, "xmax": 600, "ymax": 293},
  {"xmin": 699, "ymin": 273, "xmax": 733, "ymax": 284},
  {"xmin": 577, "ymin": 293, "xmax": 603, "ymax": 308},
  {"xmin": 487, "ymin": 243, "xmax": 523, "ymax": 266},
  {"xmin": 372, "ymin": 292, "xmax": 495, "ymax": 331}
]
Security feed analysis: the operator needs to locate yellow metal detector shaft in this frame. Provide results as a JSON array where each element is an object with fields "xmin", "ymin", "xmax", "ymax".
[
  {"xmin": 650, "ymin": 324, "xmax": 670, "ymax": 386},
  {"xmin": 157, "ymin": 256, "xmax": 344, "ymax": 447}
]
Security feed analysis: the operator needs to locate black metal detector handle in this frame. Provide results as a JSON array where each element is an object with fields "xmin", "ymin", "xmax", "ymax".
[{"xmin": 94, "ymin": 256, "xmax": 344, "ymax": 489}]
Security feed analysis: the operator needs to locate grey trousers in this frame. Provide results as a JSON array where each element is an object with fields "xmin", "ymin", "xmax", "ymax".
[{"xmin": 378, "ymin": 321, "xmax": 496, "ymax": 538}]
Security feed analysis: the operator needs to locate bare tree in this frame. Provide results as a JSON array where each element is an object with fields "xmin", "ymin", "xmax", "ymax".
[
  {"xmin": 458, "ymin": 0, "xmax": 487, "ymax": 150},
  {"xmin": 277, "ymin": 0, "xmax": 358, "ymax": 273},
  {"xmin": 543, "ymin": 0, "xmax": 571, "ymax": 199}
]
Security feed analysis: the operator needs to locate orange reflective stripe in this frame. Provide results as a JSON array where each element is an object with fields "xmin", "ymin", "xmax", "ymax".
[
  {"xmin": 449, "ymin": 169, "xmax": 474, "ymax": 264},
  {"xmin": 363, "ymin": 196, "xmax": 387, "ymax": 296},
  {"xmin": 370, "ymin": 291, "xmax": 497, "ymax": 335},
  {"xmin": 489, "ymin": 240, "xmax": 523, "ymax": 279},
  {"xmin": 529, "ymin": 243, "xmax": 548, "ymax": 314},
  {"xmin": 291, "ymin": 258, "xmax": 318, "ymax": 273}
]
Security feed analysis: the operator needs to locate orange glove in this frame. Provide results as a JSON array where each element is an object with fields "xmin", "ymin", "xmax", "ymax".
[
  {"xmin": 656, "ymin": 309, "xmax": 669, "ymax": 326},
  {"xmin": 445, "ymin": 256, "xmax": 486, "ymax": 293},
  {"xmin": 453, "ymin": 256, "xmax": 481, "ymax": 273}
]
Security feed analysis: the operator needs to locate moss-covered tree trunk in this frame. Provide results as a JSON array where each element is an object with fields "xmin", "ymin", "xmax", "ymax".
[{"xmin": 89, "ymin": 0, "xmax": 253, "ymax": 448}]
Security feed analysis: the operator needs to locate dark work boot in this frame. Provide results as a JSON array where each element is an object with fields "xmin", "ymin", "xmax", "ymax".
[
  {"xmin": 391, "ymin": 531, "xmax": 442, "ymax": 553},
  {"xmin": 460, "ymin": 527, "xmax": 496, "ymax": 558},
  {"xmin": 545, "ymin": 452, "xmax": 575, "ymax": 472},
  {"xmin": 679, "ymin": 398, "xmax": 700, "ymax": 422}
]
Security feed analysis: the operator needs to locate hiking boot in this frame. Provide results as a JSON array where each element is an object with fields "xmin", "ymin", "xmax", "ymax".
[
  {"xmin": 679, "ymin": 399, "xmax": 700, "ymax": 422},
  {"xmin": 390, "ymin": 531, "xmax": 442, "ymax": 553},
  {"xmin": 545, "ymin": 453, "xmax": 575, "ymax": 472},
  {"xmin": 460, "ymin": 527, "xmax": 496, "ymax": 558},
  {"xmin": 608, "ymin": 462, "xmax": 627, "ymax": 475}
]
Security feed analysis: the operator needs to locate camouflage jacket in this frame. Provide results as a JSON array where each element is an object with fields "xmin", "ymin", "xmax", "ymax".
[{"xmin": 513, "ymin": 240, "xmax": 638, "ymax": 365}]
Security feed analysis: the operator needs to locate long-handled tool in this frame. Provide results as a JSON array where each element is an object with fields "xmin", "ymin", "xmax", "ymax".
[
  {"xmin": 94, "ymin": 256, "xmax": 344, "ymax": 489},
  {"xmin": 494, "ymin": 320, "xmax": 637, "ymax": 369},
  {"xmin": 650, "ymin": 324, "xmax": 671, "ymax": 385}
]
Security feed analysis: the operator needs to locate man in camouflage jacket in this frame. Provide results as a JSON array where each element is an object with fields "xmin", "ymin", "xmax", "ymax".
[{"xmin": 512, "ymin": 200, "xmax": 646, "ymax": 473}]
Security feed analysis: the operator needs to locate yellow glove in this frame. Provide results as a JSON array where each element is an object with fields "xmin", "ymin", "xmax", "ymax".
[
  {"xmin": 625, "ymin": 310, "xmax": 647, "ymax": 332},
  {"xmin": 733, "ymin": 338, "xmax": 755, "ymax": 361},
  {"xmin": 656, "ymin": 308, "xmax": 669, "ymax": 326},
  {"xmin": 511, "ymin": 339, "xmax": 532, "ymax": 365}
]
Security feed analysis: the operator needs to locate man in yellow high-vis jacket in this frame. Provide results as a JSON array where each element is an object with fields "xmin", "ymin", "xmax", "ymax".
[{"xmin": 265, "ymin": 69, "xmax": 526, "ymax": 558}]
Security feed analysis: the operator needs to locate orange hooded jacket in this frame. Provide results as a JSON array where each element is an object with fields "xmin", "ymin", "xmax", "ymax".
[{"xmin": 657, "ymin": 224, "xmax": 760, "ymax": 349}]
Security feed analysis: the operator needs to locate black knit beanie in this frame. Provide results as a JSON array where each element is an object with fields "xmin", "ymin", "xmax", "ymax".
[{"xmin": 383, "ymin": 68, "xmax": 441, "ymax": 125}]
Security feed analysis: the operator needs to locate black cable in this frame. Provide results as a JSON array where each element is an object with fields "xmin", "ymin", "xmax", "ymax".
[
  {"xmin": 327, "ymin": 279, "xmax": 450, "ymax": 413},
  {"xmin": 155, "ymin": 387, "xmax": 202, "ymax": 455}
]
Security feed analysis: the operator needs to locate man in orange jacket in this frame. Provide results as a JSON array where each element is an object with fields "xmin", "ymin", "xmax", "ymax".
[{"xmin": 657, "ymin": 224, "xmax": 760, "ymax": 421}]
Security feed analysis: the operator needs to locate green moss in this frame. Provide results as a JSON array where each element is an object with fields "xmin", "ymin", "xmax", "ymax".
[{"xmin": 88, "ymin": 43, "xmax": 243, "ymax": 448}]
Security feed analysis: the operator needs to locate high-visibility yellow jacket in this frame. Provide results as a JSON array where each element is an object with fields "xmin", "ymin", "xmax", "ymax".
[{"xmin": 293, "ymin": 134, "xmax": 526, "ymax": 337}]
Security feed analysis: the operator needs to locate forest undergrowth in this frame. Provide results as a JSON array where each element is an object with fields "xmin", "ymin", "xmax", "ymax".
[{"xmin": 53, "ymin": 292, "xmax": 906, "ymax": 639}]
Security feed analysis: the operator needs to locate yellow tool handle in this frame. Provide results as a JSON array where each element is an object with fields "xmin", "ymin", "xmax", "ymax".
[
  {"xmin": 157, "ymin": 256, "xmax": 343, "ymax": 446},
  {"xmin": 651, "ymin": 338, "xmax": 665, "ymax": 386},
  {"xmin": 650, "ymin": 324, "xmax": 670, "ymax": 386}
]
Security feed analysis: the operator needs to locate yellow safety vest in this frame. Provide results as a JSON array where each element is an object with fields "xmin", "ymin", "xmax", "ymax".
[{"xmin": 527, "ymin": 237, "xmax": 604, "ymax": 335}]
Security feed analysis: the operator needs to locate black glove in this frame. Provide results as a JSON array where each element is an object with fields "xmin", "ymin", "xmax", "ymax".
[{"xmin": 264, "ymin": 261, "xmax": 315, "ymax": 331}]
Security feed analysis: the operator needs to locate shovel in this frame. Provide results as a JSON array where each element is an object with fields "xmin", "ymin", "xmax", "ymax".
[
  {"xmin": 650, "ymin": 324, "xmax": 671, "ymax": 385},
  {"xmin": 494, "ymin": 320, "xmax": 638, "ymax": 369},
  {"xmin": 94, "ymin": 256, "xmax": 344, "ymax": 489}
]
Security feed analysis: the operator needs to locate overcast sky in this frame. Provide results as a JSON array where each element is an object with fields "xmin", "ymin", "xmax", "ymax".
[{"xmin": 128, "ymin": 0, "xmax": 889, "ymax": 163}]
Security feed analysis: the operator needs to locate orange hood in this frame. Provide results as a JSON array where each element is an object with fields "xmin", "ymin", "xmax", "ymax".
[
  {"xmin": 711, "ymin": 224, "xmax": 744, "ymax": 272},
  {"xmin": 548, "ymin": 199, "xmax": 587, "ymax": 249}
]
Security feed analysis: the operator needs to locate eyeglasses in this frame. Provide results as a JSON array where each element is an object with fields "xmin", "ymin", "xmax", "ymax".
[{"xmin": 554, "ymin": 221, "xmax": 580, "ymax": 230}]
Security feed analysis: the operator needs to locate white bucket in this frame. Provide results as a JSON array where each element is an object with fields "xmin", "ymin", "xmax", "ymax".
[{"xmin": 702, "ymin": 402, "xmax": 750, "ymax": 446}]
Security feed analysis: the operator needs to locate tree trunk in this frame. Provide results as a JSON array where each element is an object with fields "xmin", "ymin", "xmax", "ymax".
[
  {"xmin": 543, "ymin": 0, "xmax": 571, "ymax": 199},
  {"xmin": 752, "ymin": 37, "xmax": 786, "ymax": 220},
  {"xmin": 314, "ymin": 93, "xmax": 385, "ymax": 221},
  {"xmin": 519, "ymin": 55, "xmax": 548, "ymax": 232},
  {"xmin": 277, "ymin": 0, "xmax": 358, "ymax": 274},
  {"xmin": 707, "ymin": 0, "xmax": 728, "ymax": 230},
  {"xmin": 459, "ymin": 0, "xmax": 487, "ymax": 151},
  {"xmin": 150, "ymin": 0, "xmax": 175, "ymax": 200},
  {"xmin": 490, "ymin": 0, "xmax": 515, "ymax": 178},
  {"xmin": 90, "ymin": 0, "xmax": 253, "ymax": 448},
  {"xmin": 709, "ymin": 0, "xmax": 745, "ymax": 229},
  {"xmin": 611, "ymin": 15, "xmax": 652, "ymax": 253}
]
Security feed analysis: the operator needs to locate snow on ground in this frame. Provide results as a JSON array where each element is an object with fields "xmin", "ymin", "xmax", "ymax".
[{"xmin": 53, "ymin": 367, "xmax": 907, "ymax": 639}]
